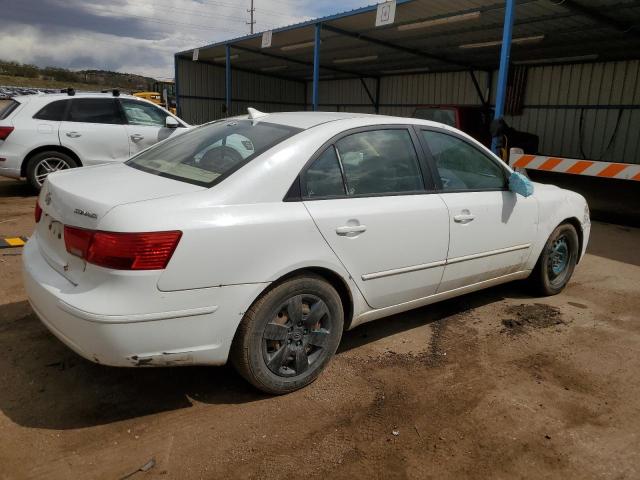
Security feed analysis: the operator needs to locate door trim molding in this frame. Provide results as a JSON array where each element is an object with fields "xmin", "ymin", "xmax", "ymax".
[
  {"xmin": 362, "ymin": 260, "xmax": 446, "ymax": 281},
  {"xmin": 361, "ymin": 243, "xmax": 530, "ymax": 281},
  {"xmin": 447, "ymin": 243, "xmax": 531, "ymax": 265}
]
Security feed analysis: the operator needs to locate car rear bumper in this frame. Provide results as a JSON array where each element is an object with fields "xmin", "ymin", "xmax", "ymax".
[{"xmin": 22, "ymin": 234, "xmax": 267, "ymax": 367}]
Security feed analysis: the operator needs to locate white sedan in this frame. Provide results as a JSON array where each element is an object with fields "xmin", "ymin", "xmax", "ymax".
[{"xmin": 23, "ymin": 110, "xmax": 590, "ymax": 394}]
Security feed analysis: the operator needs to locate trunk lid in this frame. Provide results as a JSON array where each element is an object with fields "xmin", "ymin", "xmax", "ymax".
[{"xmin": 36, "ymin": 163, "xmax": 203, "ymax": 283}]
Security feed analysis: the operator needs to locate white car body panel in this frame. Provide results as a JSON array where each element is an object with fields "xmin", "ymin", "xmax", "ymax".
[
  {"xmin": 0, "ymin": 93, "xmax": 187, "ymax": 180},
  {"xmin": 304, "ymin": 195, "xmax": 449, "ymax": 309},
  {"xmin": 437, "ymin": 190, "xmax": 538, "ymax": 292},
  {"xmin": 22, "ymin": 111, "xmax": 590, "ymax": 368},
  {"xmin": 59, "ymin": 121, "xmax": 130, "ymax": 165}
]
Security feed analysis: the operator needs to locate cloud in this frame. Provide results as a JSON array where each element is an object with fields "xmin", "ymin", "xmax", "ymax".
[{"xmin": 0, "ymin": 0, "xmax": 372, "ymax": 79}]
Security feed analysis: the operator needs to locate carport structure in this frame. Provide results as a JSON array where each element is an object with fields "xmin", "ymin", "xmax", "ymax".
[{"xmin": 175, "ymin": 0, "xmax": 640, "ymax": 163}]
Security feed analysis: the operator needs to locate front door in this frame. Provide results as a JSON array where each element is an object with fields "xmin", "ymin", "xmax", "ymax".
[
  {"xmin": 302, "ymin": 128, "xmax": 450, "ymax": 309},
  {"xmin": 418, "ymin": 128, "xmax": 538, "ymax": 292},
  {"xmin": 119, "ymin": 99, "xmax": 184, "ymax": 156}
]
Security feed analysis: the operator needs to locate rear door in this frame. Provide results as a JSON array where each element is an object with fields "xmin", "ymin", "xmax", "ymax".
[
  {"xmin": 59, "ymin": 98, "xmax": 129, "ymax": 166},
  {"xmin": 417, "ymin": 127, "xmax": 538, "ymax": 292},
  {"xmin": 119, "ymin": 98, "xmax": 184, "ymax": 156},
  {"xmin": 302, "ymin": 127, "xmax": 450, "ymax": 309}
]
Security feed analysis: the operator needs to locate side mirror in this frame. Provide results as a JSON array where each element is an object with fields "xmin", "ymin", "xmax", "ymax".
[
  {"xmin": 165, "ymin": 116, "xmax": 179, "ymax": 129},
  {"xmin": 509, "ymin": 171, "xmax": 534, "ymax": 197}
]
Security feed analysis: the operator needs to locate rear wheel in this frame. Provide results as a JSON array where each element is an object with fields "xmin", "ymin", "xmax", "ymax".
[
  {"xmin": 26, "ymin": 151, "xmax": 77, "ymax": 190},
  {"xmin": 530, "ymin": 223, "xmax": 579, "ymax": 296},
  {"xmin": 231, "ymin": 274, "xmax": 344, "ymax": 394}
]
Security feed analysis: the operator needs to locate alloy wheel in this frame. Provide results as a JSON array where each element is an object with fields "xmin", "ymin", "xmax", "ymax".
[{"xmin": 34, "ymin": 157, "xmax": 70, "ymax": 186}]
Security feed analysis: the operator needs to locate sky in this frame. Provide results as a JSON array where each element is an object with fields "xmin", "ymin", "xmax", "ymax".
[{"xmin": 0, "ymin": 0, "xmax": 373, "ymax": 79}]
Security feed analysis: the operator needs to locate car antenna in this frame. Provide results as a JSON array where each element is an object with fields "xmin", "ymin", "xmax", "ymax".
[
  {"xmin": 112, "ymin": 89, "xmax": 120, "ymax": 97},
  {"xmin": 247, "ymin": 107, "xmax": 268, "ymax": 120},
  {"xmin": 65, "ymin": 87, "xmax": 75, "ymax": 96}
]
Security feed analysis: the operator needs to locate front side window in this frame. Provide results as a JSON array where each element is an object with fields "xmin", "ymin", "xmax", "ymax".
[
  {"xmin": 127, "ymin": 120, "xmax": 301, "ymax": 187},
  {"xmin": 305, "ymin": 146, "xmax": 345, "ymax": 198},
  {"xmin": 334, "ymin": 129, "xmax": 424, "ymax": 196},
  {"xmin": 120, "ymin": 99, "xmax": 167, "ymax": 127},
  {"xmin": 421, "ymin": 130, "xmax": 506, "ymax": 191},
  {"xmin": 33, "ymin": 99, "xmax": 68, "ymax": 121},
  {"xmin": 67, "ymin": 99, "xmax": 123, "ymax": 124}
]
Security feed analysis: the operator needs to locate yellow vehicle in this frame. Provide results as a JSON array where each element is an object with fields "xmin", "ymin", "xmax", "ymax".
[{"xmin": 133, "ymin": 91, "xmax": 177, "ymax": 115}]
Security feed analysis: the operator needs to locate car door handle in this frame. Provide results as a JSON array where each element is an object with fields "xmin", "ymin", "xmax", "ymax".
[
  {"xmin": 336, "ymin": 225, "xmax": 367, "ymax": 236},
  {"xmin": 130, "ymin": 134, "xmax": 144, "ymax": 142},
  {"xmin": 453, "ymin": 214, "xmax": 475, "ymax": 224},
  {"xmin": 65, "ymin": 131, "xmax": 81, "ymax": 138}
]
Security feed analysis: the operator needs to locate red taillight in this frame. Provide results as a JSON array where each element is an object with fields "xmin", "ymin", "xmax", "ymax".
[
  {"xmin": 35, "ymin": 200, "xmax": 43, "ymax": 223},
  {"xmin": 64, "ymin": 226, "xmax": 93, "ymax": 258},
  {"xmin": 64, "ymin": 227, "xmax": 182, "ymax": 270},
  {"xmin": 0, "ymin": 126, "xmax": 14, "ymax": 141}
]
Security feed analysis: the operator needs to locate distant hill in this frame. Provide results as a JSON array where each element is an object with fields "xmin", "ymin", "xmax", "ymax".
[{"xmin": 0, "ymin": 60, "xmax": 158, "ymax": 91}]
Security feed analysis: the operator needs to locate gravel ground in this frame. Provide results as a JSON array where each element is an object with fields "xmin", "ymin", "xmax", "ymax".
[{"xmin": 0, "ymin": 177, "xmax": 639, "ymax": 480}]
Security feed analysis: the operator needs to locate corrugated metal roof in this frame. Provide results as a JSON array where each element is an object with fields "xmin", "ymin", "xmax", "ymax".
[{"xmin": 176, "ymin": 0, "xmax": 640, "ymax": 80}]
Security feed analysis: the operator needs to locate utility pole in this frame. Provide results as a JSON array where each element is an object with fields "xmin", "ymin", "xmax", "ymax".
[{"xmin": 247, "ymin": 0, "xmax": 255, "ymax": 34}]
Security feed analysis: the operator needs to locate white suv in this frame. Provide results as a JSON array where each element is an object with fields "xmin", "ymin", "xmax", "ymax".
[{"xmin": 0, "ymin": 91, "xmax": 188, "ymax": 189}]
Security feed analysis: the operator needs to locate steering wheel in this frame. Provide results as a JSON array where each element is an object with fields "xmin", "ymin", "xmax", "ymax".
[{"xmin": 199, "ymin": 146, "xmax": 244, "ymax": 173}]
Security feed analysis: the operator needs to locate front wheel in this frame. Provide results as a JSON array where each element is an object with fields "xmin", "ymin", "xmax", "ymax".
[
  {"xmin": 231, "ymin": 274, "xmax": 344, "ymax": 394},
  {"xmin": 26, "ymin": 151, "xmax": 78, "ymax": 190},
  {"xmin": 529, "ymin": 223, "xmax": 579, "ymax": 296}
]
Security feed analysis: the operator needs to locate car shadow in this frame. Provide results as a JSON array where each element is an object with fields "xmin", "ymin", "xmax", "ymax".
[
  {"xmin": 0, "ymin": 282, "xmax": 534, "ymax": 430},
  {"xmin": 0, "ymin": 178, "xmax": 35, "ymax": 198},
  {"xmin": 339, "ymin": 280, "xmax": 532, "ymax": 353}
]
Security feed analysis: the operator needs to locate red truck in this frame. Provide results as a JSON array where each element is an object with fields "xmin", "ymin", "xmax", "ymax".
[{"xmin": 413, "ymin": 105, "xmax": 539, "ymax": 159}]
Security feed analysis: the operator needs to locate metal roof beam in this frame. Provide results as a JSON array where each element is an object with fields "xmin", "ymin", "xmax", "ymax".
[
  {"xmin": 186, "ymin": 58, "xmax": 306, "ymax": 84},
  {"xmin": 321, "ymin": 23, "xmax": 475, "ymax": 69},
  {"xmin": 552, "ymin": 0, "xmax": 640, "ymax": 39},
  {"xmin": 230, "ymin": 44, "xmax": 374, "ymax": 79}
]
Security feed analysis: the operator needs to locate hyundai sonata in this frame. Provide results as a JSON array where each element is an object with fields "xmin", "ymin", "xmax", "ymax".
[{"xmin": 23, "ymin": 109, "xmax": 590, "ymax": 394}]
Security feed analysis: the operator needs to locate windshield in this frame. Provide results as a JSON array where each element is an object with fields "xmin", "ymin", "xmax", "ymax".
[{"xmin": 127, "ymin": 119, "xmax": 302, "ymax": 187}]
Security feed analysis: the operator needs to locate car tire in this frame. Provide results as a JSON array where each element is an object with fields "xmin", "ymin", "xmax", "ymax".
[
  {"xmin": 230, "ymin": 274, "xmax": 344, "ymax": 395},
  {"xmin": 529, "ymin": 223, "xmax": 579, "ymax": 296},
  {"xmin": 26, "ymin": 151, "xmax": 78, "ymax": 190}
]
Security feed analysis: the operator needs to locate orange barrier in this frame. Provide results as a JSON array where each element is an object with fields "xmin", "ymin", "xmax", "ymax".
[{"xmin": 510, "ymin": 154, "xmax": 640, "ymax": 181}]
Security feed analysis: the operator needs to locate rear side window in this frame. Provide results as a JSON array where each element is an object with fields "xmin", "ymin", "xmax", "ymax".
[
  {"xmin": 334, "ymin": 129, "xmax": 424, "ymax": 196},
  {"xmin": 0, "ymin": 99, "xmax": 20, "ymax": 120},
  {"xmin": 421, "ymin": 130, "xmax": 506, "ymax": 191},
  {"xmin": 33, "ymin": 99, "xmax": 68, "ymax": 121},
  {"xmin": 305, "ymin": 147, "xmax": 346, "ymax": 198},
  {"xmin": 67, "ymin": 99, "xmax": 123, "ymax": 124},
  {"xmin": 127, "ymin": 120, "xmax": 301, "ymax": 187}
]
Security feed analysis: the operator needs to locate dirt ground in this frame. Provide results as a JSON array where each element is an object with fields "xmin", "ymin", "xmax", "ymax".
[{"xmin": 1, "ymin": 177, "xmax": 639, "ymax": 480}]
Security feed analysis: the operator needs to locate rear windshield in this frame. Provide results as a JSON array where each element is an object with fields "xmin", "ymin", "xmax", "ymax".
[
  {"xmin": 0, "ymin": 99, "xmax": 19, "ymax": 120},
  {"xmin": 127, "ymin": 119, "xmax": 302, "ymax": 187}
]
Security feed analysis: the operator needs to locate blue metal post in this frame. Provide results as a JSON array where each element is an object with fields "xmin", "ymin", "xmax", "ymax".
[
  {"xmin": 492, "ymin": 0, "xmax": 516, "ymax": 154},
  {"xmin": 225, "ymin": 44, "xmax": 232, "ymax": 115},
  {"xmin": 312, "ymin": 23, "xmax": 321, "ymax": 111}
]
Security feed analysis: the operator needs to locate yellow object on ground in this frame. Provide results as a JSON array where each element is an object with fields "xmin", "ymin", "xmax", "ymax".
[{"xmin": 0, "ymin": 236, "xmax": 27, "ymax": 248}]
